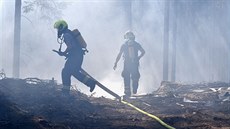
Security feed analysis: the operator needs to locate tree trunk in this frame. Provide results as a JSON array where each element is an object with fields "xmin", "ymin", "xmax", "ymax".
[
  {"xmin": 163, "ymin": 0, "xmax": 169, "ymax": 81},
  {"xmin": 13, "ymin": 0, "xmax": 21, "ymax": 78},
  {"xmin": 124, "ymin": 0, "xmax": 132, "ymax": 30},
  {"xmin": 171, "ymin": 0, "xmax": 178, "ymax": 82}
]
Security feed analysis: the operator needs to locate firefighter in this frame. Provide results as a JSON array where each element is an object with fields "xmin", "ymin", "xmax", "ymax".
[
  {"xmin": 53, "ymin": 20, "xmax": 96, "ymax": 95},
  {"xmin": 113, "ymin": 31, "xmax": 145, "ymax": 97}
]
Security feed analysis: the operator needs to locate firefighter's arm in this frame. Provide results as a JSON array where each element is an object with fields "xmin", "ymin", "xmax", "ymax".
[
  {"xmin": 113, "ymin": 47, "xmax": 123, "ymax": 70},
  {"xmin": 63, "ymin": 47, "xmax": 70, "ymax": 55},
  {"xmin": 138, "ymin": 46, "xmax": 145, "ymax": 60}
]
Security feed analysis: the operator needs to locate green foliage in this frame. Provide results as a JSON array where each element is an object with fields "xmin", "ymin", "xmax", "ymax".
[{"xmin": 22, "ymin": 0, "xmax": 68, "ymax": 23}]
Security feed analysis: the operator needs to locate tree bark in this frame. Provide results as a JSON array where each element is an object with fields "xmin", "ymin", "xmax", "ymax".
[
  {"xmin": 163, "ymin": 0, "xmax": 169, "ymax": 81},
  {"xmin": 171, "ymin": 0, "xmax": 178, "ymax": 82},
  {"xmin": 124, "ymin": 0, "xmax": 132, "ymax": 30},
  {"xmin": 13, "ymin": 0, "xmax": 21, "ymax": 78}
]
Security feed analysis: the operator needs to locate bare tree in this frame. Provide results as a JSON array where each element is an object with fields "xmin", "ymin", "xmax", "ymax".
[
  {"xmin": 13, "ymin": 0, "xmax": 22, "ymax": 78},
  {"xmin": 171, "ymin": 0, "xmax": 178, "ymax": 82},
  {"xmin": 124, "ymin": 0, "xmax": 133, "ymax": 30},
  {"xmin": 12, "ymin": 0, "xmax": 66, "ymax": 78},
  {"xmin": 163, "ymin": 0, "xmax": 169, "ymax": 81}
]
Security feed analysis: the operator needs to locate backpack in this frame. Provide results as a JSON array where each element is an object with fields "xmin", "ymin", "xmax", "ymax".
[{"xmin": 72, "ymin": 29, "xmax": 87, "ymax": 49}]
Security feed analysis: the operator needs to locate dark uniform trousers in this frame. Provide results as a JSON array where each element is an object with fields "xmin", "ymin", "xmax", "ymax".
[
  {"xmin": 61, "ymin": 52, "xmax": 93, "ymax": 91},
  {"xmin": 122, "ymin": 60, "xmax": 140, "ymax": 96}
]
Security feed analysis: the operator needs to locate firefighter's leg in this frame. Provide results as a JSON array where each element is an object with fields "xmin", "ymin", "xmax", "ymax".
[
  {"xmin": 131, "ymin": 68, "xmax": 140, "ymax": 94},
  {"xmin": 61, "ymin": 54, "xmax": 84, "ymax": 94},
  {"xmin": 69, "ymin": 53, "xmax": 95, "ymax": 92},
  {"xmin": 61, "ymin": 59, "xmax": 73, "ymax": 94},
  {"xmin": 72, "ymin": 71, "xmax": 96, "ymax": 92},
  {"xmin": 66, "ymin": 54, "xmax": 94, "ymax": 92},
  {"xmin": 122, "ymin": 70, "xmax": 131, "ymax": 97}
]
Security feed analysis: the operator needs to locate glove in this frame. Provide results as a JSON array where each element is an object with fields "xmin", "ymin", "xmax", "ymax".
[
  {"xmin": 113, "ymin": 63, "xmax": 117, "ymax": 70},
  {"xmin": 52, "ymin": 49, "xmax": 66, "ymax": 56},
  {"xmin": 58, "ymin": 51, "xmax": 66, "ymax": 56}
]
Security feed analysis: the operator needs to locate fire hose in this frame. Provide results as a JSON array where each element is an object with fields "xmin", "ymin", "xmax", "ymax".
[
  {"xmin": 80, "ymin": 69, "xmax": 175, "ymax": 129},
  {"xmin": 52, "ymin": 50, "xmax": 175, "ymax": 129},
  {"xmin": 121, "ymin": 100, "xmax": 175, "ymax": 129}
]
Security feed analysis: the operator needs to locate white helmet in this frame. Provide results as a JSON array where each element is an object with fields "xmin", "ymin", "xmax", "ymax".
[{"xmin": 124, "ymin": 30, "xmax": 135, "ymax": 40}]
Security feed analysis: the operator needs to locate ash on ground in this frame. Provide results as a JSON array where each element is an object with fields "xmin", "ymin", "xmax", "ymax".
[{"xmin": 0, "ymin": 78, "xmax": 230, "ymax": 129}]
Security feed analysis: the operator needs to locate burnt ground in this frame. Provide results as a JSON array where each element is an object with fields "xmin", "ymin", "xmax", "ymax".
[{"xmin": 0, "ymin": 78, "xmax": 230, "ymax": 129}]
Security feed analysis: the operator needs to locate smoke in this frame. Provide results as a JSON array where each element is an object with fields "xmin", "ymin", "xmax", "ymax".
[
  {"xmin": 1, "ymin": 0, "xmax": 230, "ymax": 98},
  {"xmin": 174, "ymin": 0, "xmax": 230, "ymax": 83},
  {"xmin": 1, "ymin": 0, "xmax": 15, "ymax": 76}
]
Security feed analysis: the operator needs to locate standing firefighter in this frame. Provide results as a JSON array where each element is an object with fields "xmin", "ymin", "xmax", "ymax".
[
  {"xmin": 53, "ymin": 20, "xmax": 96, "ymax": 95},
  {"xmin": 113, "ymin": 31, "xmax": 145, "ymax": 97}
]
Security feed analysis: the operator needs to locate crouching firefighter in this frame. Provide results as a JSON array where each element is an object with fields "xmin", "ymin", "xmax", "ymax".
[
  {"xmin": 53, "ymin": 20, "xmax": 96, "ymax": 95},
  {"xmin": 113, "ymin": 31, "xmax": 145, "ymax": 97}
]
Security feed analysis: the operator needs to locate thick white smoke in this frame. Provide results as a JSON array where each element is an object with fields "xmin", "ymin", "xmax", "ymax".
[{"xmin": 1, "ymin": 0, "xmax": 230, "ymax": 98}]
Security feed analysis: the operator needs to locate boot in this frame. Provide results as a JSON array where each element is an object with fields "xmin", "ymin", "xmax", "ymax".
[
  {"xmin": 132, "ymin": 80, "xmax": 139, "ymax": 94},
  {"xmin": 62, "ymin": 85, "xmax": 70, "ymax": 95},
  {"xmin": 133, "ymin": 88, "xmax": 137, "ymax": 94},
  {"xmin": 87, "ymin": 79, "xmax": 96, "ymax": 92},
  {"xmin": 124, "ymin": 85, "xmax": 131, "ymax": 97}
]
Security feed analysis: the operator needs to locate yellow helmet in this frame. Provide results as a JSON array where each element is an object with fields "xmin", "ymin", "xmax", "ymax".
[
  {"xmin": 124, "ymin": 30, "xmax": 135, "ymax": 40},
  {"xmin": 54, "ymin": 20, "xmax": 68, "ymax": 31}
]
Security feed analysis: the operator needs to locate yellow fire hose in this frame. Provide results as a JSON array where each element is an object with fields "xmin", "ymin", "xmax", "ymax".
[
  {"xmin": 121, "ymin": 100, "xmax": 176, "ymax": 129},
  {"xmin": 77, "ymin": 68, "xmax": 175, "ymax": 129}
]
